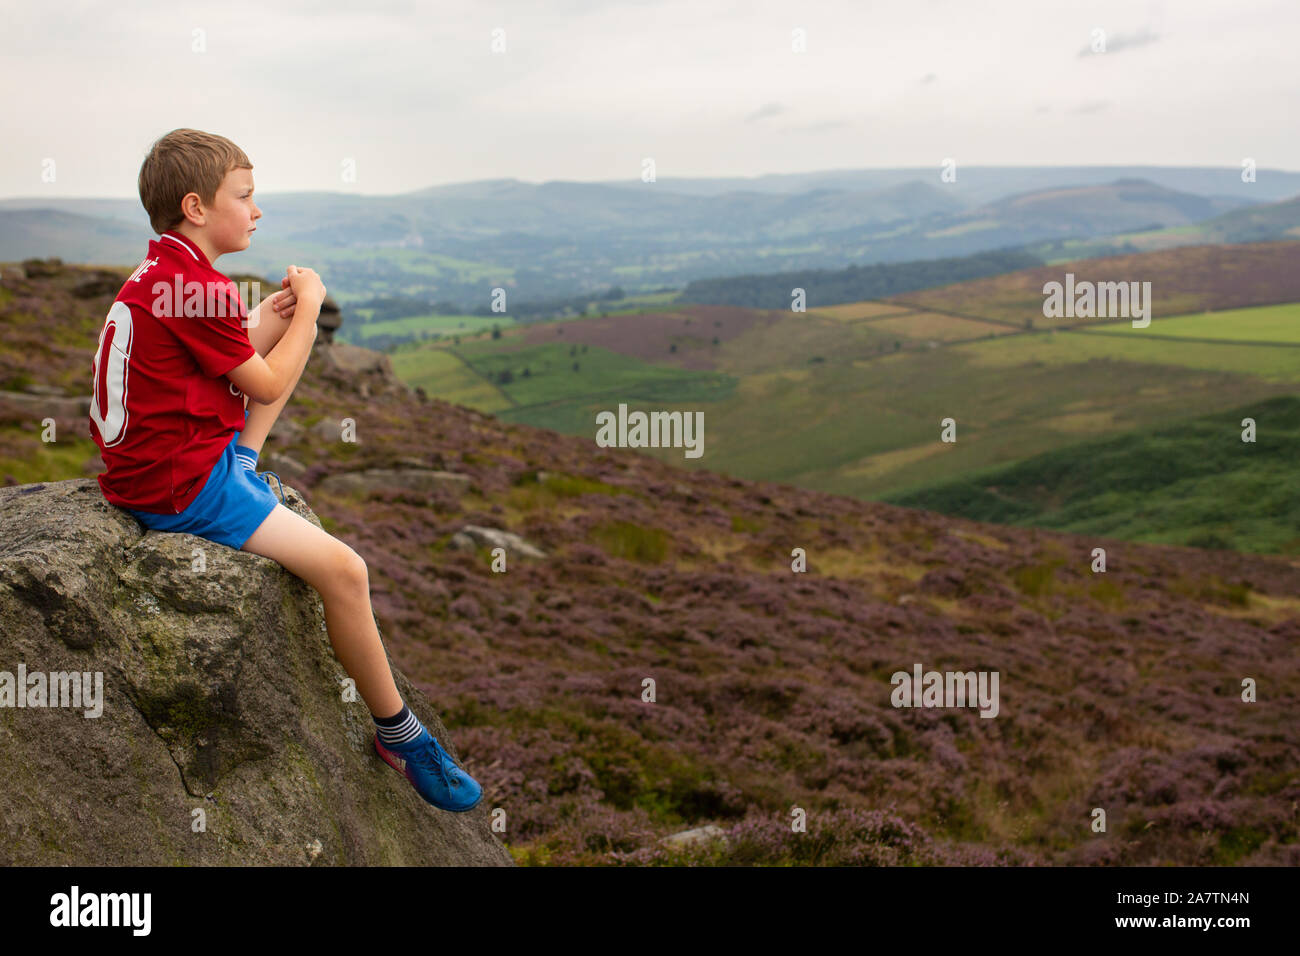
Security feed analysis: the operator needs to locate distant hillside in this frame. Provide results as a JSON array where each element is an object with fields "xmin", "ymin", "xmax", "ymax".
[
  {"xmin": 812, "ymin": 178, "xmax": 1259, "ymax": 264},
  {"xmin": 0, "ymin": 179, "xmax": 973, "ymax": 289},
  {"xmin": 670, "ymin": 178, "xmax": 1258, "ymax": 269},
  {"xmin": 887, "ymin": 241, "xmax": 1300, "ymax": 327},
  {"xmin": 592, "ymin": 165, "xmax": 1300, "ymax": 205},
  {"xmin": 964, "ymin": 179, "xmax": 1242, "ymax": 237},
  {"xmin": 0, "ymin": 208, "xmax": 141, "ymax": 263},
  {"xmin": 1199, "ymin": 194, "xmax": 1300, "ymax": 242},
  {"xmin": 0, "ymin": 167, "xmax": 1279, "ymax": 313},
  {"xmin": 1022, "ymin": 189, "xmax": 1300, "ymax": 263},
  {"xmin": 886, "ymin": 395, "xmax": 1300, "ymax": 555}
]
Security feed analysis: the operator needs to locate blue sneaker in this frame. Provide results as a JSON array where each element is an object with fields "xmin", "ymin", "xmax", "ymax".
[{"xmin": 373, "ymin": 728, "xmax": 483, "ymax": 812}]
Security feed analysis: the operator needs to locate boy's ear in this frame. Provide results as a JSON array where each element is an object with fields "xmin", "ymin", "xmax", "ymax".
[{"xmin": 178, "ymin": 191, "xmax": 207, "ymax": 225}]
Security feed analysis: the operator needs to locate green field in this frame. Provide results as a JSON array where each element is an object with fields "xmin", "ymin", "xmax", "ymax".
[
  {"xmin": 668, "ymin": 340, "xmax": 1296, "ymax": 499},
  {"xmin": 389, "ymin": 346, "xmax": 514, "ymax": 411},
  {"xmin": 462, "ymin": 341, "xmax": 738, "ymax": 435},
  {"xmin": 354, "ymin": 312, "xmax": 516, "ymax": 342},
  {"xmin": 583, "ymin": 291, "xmax": 680, "ymax": 316},
  {"xmin": 349, "ymin": 292, "xmax": 682, "ymax": 345},
  {"xmin": 1078, "ymin": 301, "xmax": 1300, "ymax": 345},
  {"xmin": 386, "ymin": 292, "xmax": 1300, "ymax": 553},
  {"xmin": 886, "ymin": 395, "xmax": 1300, "ymax": 555},
  {"xmin": 957, "ymin": 327, "xmax": 1300, "ymax": 383}
]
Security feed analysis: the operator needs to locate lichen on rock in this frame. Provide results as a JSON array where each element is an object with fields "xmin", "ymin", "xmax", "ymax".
[{"xmin": 0, "ymin": 477, "xmax": 511, "ymax": 866}]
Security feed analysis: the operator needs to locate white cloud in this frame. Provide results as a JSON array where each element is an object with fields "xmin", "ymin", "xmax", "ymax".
[{"xmin": 1, "ymin": 0, "xmax": 1297, "ymax": 199}]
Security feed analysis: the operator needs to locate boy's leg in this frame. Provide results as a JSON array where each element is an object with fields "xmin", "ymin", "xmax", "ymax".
[
  {"xmin": 240, "ymin": 504, "xmax": 403, "ymax": 718},
  {"xmin": 238, "ymin": 315, "xmax": 317, "ymax": 459}
]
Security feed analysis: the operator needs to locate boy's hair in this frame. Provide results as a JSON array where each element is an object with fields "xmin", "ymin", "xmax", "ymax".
[{"xmin": 138, "ymin": 128, "xmax": 252, "ymax": 235}]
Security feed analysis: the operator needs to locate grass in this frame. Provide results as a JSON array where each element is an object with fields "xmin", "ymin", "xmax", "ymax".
[
  {"xmin": 868, "ymin": 311, "xmax": 1016, "ymax": 342},
  {"xmin": 389, "ymin": 346, "xmax": 514, "ymax": 412},
  {"xmin": 358, "ymin": 313, "xmax": 518, "ymax": 342},
  {"xmin": 1168, "ymin": 573, "xmax": 1252, "ymax": 608},
  {"xmin": 507, "ymin": 470, "xmax": 635, "ymax": 512},
  {"xmin": 1079, "ymin": 301, "xmax": 1300, "ymax": 345},
  {"xmin": 1086, "ymin": 576, "xmax": 1128, "ymax": 610},
  {"xmin": 589, "ymin": 520, "xmax": 670, "ymax": 563},
  {"xmin": 383, "ymin": 280, "xmax": 1300, "ymax": 555},
  {"xmin": 1012, "ymin": 559, "xmax": 1061, "ymax": 597},
  {"xmin": 956, "ymin": 328, "xmax": 1300, "ymax": 383},
  {"xmin": 1213, "ymin": 826, "xmax": 1270, "ymax": 865},
  {"xmin": 460, "ymin": 341, "xmax": 737, "ymax": 408},
  {"xmin": 811, "ymin": 300, "xmax": 916, "ymax": 321},
  {"xmin": 888, "ymin": 395, "xmax": 1300, "ymax": 555},
  {"xmin": 0, "ymin": 428, "xmax": 98, "ymax": 484}
]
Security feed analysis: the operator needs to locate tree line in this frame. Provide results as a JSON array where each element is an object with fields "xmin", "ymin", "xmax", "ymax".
[{"xmin": 673, "ymin": 248, "xmax": 1044, "ymax": 309}]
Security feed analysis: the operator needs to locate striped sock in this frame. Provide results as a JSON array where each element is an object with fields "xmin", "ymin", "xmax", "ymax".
[
  {"xmin": 374, "ymin": 702, "xmax": 425, "ymax": 747},
  {"xmin": 234, "ymin": 445, "xmax": 258, "ymax": 472}
]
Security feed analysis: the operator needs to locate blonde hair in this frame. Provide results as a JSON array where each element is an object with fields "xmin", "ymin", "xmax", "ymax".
[{"xmin": 137, "ymin": 128, "xmax": 252, "ymax": 234}]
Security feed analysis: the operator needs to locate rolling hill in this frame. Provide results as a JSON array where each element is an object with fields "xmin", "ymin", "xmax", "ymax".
[
  {"xmin": 389, "ymin": 242, "xmax": 1300, "ymax": 557},
  {"xmin": 1023, "ymin": 190, "xmax": 1300, "ymax": 263},
  {"xmin": 886, "ymin": 394, "xmax": 1300, "ymax": 555},
  {"xmin": 1198, "ymin": 194, "xmax": 1300, "ymax": 243},
  {"xmin": 955, "ymin": 178, "xmax": 1242, "ymax": 238},
  {"xmin": 1, "ymin": 167, "xmax": 1282, "ymax": 311},
  {"xmin": 886, "ymin": 241, "xmax": 1300, "ymax": 327}
]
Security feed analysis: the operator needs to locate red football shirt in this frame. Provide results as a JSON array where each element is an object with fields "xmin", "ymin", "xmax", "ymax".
[{"xmin": 90, "ymin": 230, "xmax": 257, "ymax": 513}]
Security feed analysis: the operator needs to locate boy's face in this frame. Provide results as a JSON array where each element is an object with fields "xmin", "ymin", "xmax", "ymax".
[{"xmin": 185, "ymin": 167, "xmax": 261, "ymax": 254}]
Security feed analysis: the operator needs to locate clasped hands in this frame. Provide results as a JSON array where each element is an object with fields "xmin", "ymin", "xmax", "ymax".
[{"xmin": 264, "ymin": 266, "xmax": 312, "ymax": 320}]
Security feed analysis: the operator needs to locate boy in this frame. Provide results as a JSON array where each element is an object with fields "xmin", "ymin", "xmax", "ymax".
[{"xmin": 88, "ymin": 128, "xmax": 481, "ymax": 813}]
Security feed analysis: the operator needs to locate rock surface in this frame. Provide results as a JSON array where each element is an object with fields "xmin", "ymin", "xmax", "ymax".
[
  {"xmin": 0, "ymin": 389, "xmax": 91, "ymax": 421},
  {"xmin": 448, "ymin": 525, "xmax": 547, "ymax": 559},
  {"xmin": 0, "ymin": 477, "xmax": 512, "ymax": 866},
  {"xmin": 315, "ymin": 342, "xmax": 407, "ymax": 395},
  {"xmin": 659, "ymin": 824, "xmax": 729, "ymax": 849}
]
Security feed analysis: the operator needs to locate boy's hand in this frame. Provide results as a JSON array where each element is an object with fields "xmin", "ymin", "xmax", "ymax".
[
  {"xmin": 285, "ymin": 264, "xmax": 326, "ymax": 310},
  {"xmin": 267, "ymin": 281, "xmax": 296, "ymax": 320}
]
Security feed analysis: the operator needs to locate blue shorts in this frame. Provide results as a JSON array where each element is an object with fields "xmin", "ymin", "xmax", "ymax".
[{"xmin": 127, "ymin": 410, "xmax": 282, "ymax": 550}]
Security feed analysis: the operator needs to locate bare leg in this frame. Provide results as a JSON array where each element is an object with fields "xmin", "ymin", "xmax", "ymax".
[{"xmin": 240, "ymin": 504, "xmax": 403, "ymax": 718}]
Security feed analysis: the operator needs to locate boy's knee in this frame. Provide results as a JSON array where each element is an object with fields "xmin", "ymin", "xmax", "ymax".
[{"xmin": 332, "ymin": 545, "xmax": 368, "ymax": 590}]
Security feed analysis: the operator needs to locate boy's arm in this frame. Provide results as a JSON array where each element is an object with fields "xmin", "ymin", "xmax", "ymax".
[
  {"xmin": 245, "ymin": 278, "xmax": 299, "ymax": 331},
  {"xmin": 227, "ymin": 302, "xmax": 320, "ymax": 404},
  {"xmin": 227, "ymin": 265, "xmax": 324, "ymax": 403}
]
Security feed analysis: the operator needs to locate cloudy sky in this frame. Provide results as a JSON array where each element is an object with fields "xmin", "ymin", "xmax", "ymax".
[{"xmin": 1, "ymin": 0, "xmax": 1295, "ymax": 198}]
